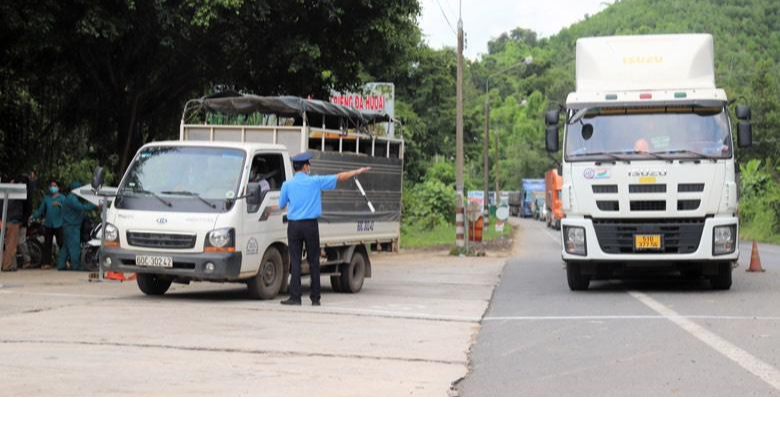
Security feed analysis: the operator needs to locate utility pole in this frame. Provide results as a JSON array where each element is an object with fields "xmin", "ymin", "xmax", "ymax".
[
  {"xmin": 483, "ymin": 94, "xmax": 490, "ymax": 226},
  {"xmin": 495, "ymin": 127, "xmax": 500, "ymax": 197},
  {"xmin": 455, "ymin": 11, "xmax": 465, "ymax": 249}
]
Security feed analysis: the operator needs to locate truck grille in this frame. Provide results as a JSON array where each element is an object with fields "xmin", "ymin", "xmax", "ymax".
[
  {"xmin": 592, "ymin": 185, "xmax": 618, "ymax": 194},
  {"xmin": 630, "ymin": 200, "xmax": 666, "ymax": 211},
  {"xmin": 677, "ymin": 200, "xmax": 701, "ymax": 211},
  {"xmin": 593, "ymin": 219, "xmax": 705, "ymax": 254},
  {"xmin": 596, "ymin": 201, "xmax": 619, "ymax": 211},
  {"xmin": 678, "ymin": 183, "xmax": 705, "ymax": 193},
  {"xmin": 127, "ymin": 232, "xmax": 197, "ymax": 249},
  {"xmin": 629, "ymin": 184, "xmax": 666, "ymax": 193}
]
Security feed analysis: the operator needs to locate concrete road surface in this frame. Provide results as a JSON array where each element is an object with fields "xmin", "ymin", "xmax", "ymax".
[
  {"xmin": 0, "ymin": 250, "xmax": 506, "ymax": 396},
  {"xmin": 458, "ymin": 218, "xmax": 780, "ymax": 396}
]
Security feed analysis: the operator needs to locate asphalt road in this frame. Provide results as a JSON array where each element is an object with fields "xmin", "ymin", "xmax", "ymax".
[{"xmin": 458, "ymin": 218, "xmax": 780, "ymax": 396}]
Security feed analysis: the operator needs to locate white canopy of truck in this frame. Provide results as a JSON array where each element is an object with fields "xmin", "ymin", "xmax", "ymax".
[{"xmin": 575, "ymin": 34, "xmax": 716, "ymax": 93}]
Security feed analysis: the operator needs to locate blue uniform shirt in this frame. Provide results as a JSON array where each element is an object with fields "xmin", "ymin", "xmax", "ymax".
[{"xmin": 279, "ymin": 172, "xmax": 338, "ymax": 220}]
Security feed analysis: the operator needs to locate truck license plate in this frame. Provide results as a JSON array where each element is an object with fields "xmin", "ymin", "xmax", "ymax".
[
  {"xmin": 135, "ymin": 255, "xmax": 173, "ymax": 268},
  {"xmin": 635, "ymin": 235, "xmax": 662, "ymax": 250}
]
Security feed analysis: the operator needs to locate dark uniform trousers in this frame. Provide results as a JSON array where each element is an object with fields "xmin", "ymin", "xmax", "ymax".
[{"xmin": 288, "ymin": 219, "xmax": 321, "ymax": 302}]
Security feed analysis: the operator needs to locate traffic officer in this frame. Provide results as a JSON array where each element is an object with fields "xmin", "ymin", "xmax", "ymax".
[{"xmin": 279, "ymin": 152, "xmax": 370, "ymax": 306}]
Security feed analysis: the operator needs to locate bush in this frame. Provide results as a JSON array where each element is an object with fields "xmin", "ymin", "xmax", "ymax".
[
  {"xmin": 403, "ymin": 178, "xmax": 455, "ymax": 230},
  {"xmin": 739, "ymin": 159, "xmax": 780, "ymax": 243}
]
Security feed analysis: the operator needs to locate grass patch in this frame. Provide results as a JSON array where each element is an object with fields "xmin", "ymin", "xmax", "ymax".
[
  {"xmin": 741, "ymin": 221, "xmax": 780, "ymax": 245},
  {"xmin": 401, "ymin": 215, "xmax": 513, "ymax": 249}
]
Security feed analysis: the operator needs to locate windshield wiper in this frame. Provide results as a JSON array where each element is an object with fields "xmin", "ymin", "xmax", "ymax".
[
  {"xmin": 654, "ymin": 149, "xmax": 715, "ymax": 161},
  {"xmin": 612, "ymin": 149, "xmax": 671, "ymax": 162},
  {"xmin": 120, "ymin": 188, "xmax": 172, "ymax": 207},
  {"xmin": 569, "ymin": 152, "xmax": 628, "ymax": 162},
  {"xmin": 568, "ymin": 107, "xmax": 591, "ymax": 125},
  {"xmin": 161, "ymin": 191, "xmax": 217, "ymax": 209}
]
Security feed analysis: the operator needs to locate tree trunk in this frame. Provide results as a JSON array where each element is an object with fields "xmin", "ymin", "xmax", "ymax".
[{"xmin": 118, "ymin": 95, "xmax": 141, "ymax": 173}]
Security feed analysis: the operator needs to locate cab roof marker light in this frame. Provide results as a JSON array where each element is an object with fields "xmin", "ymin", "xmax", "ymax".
[
  {"xmin": 674, "ymin": 91, "xmax": 687, "ymax": 98},
  {"xmin": 639, "ymin": 93, "xmax": 652, "ymax": 100},
  {"xmin": 605, "ymin": 94, "xmax": 618, "ymax": 100}
]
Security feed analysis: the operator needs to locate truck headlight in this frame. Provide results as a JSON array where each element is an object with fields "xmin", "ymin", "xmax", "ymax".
[
  {"xmin": 206, "ymin": 228, "xmax": 235, "ymax": 252},
  {"xmin": 564, "ymin": 226, "xmax": 587, "ymax": 256},
  {"xmin": 713, "ymin": 225, "xmax": 736, "ymax": 255},
  {"xmin": 103, "ymin": 223, "xmax": 119, "ymax": 247}
]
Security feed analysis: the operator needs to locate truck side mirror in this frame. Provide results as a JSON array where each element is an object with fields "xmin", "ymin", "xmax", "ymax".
[
  {"xmin": 736, "ymin": 105, "xmax": 751, "ymax": 121},
  {"xmin": 545, "ymin": 110, "xmax": 560, "ymax": 153},
  {"xmin": 738, "ymin": 122, "xmax": 752, "ymax": 148},
  {"xmin": 546, "ymin": 126, "xmax": 560, "ymax": 153},
  {"xmin": 91, "ymin": 167, "xmax": 104, "ymax": 191},
  {"xmin": 246, "ymin": 183, "xmax": 264, "ymax": 206},
  {"xmin": 545, "ymin": 110, "xmax": 560, "ymax": 126}
]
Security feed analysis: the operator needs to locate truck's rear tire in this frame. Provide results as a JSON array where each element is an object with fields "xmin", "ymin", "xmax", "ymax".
[
  {"xmin": 339, "ymin": 251, "xmax": 366, "ymax": 293},
  {"xmin": 710, "ymin": 263, "xmax": 733, "ymax": 290},
  {"xmin": 566, "ymin": 262, "xmax": 590, "ymax": 291},
  {"xmin": 247, "ymin": 246, "xmax": 284, "ymax": 300},
  {"xmin": 137, "ymin": 273, "xmax": 172, "ymax": 296}
]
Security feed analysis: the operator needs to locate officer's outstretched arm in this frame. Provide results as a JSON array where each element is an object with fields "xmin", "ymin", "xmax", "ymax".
[{"xmin": 336, "ymin": 167, "xmax": 371, "ymax": 182}]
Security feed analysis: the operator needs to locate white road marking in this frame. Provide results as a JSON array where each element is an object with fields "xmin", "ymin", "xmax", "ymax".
[
  {"xmin": 317, "ymin": 305, "xmax": 480, "ymax": 322},
  {"xmin": 629, "ymin": 291, "xmax": 780, "ymax": 392},
  {"xmin": 484, "ymin": 315, "xmax": 780, "ymax": 321}
]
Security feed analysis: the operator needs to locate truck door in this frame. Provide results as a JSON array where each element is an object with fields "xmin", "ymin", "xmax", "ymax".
[{"xmin": 240, "ymin": 152, "xmax": 288, "ymax": 274}]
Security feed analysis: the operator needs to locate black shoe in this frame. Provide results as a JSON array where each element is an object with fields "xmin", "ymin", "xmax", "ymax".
[
  {"xmin": 311, "ymin": 299, "xmax": 321, "ymax": 306},
  {"xmin": 281, "ymin": 298, "xmax": 301, "ymax": 306}
]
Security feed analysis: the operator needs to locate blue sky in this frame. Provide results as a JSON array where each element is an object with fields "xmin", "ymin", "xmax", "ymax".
[{"xmin": 419, "ymin": 0, "xmax": 615, "ymax": 59}]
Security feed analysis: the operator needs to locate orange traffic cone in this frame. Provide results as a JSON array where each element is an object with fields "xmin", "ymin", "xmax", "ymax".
[
  {"xmin": 105, "ymin": 271, "xmax": 135, "ymax": 281},
  {"xmin": 746, "ymin": 240, "xmax": 765, "ymax": 273}
]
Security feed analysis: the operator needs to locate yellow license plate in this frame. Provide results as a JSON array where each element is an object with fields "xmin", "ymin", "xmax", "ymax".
[{"xmin": 635, "ymin": 234, "xmax": 662, "ymax": 250}]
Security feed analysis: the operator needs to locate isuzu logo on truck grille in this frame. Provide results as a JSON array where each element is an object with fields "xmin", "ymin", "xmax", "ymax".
[
  {"xmin": 156, "ymin": 218, "xmax": 168, "ymax": 224},
  {"xmin": 628, "ymin": 169, "xmax": 667, "ymax": 178}
]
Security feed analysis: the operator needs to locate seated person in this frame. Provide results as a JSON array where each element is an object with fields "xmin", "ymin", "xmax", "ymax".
[{"xmin": 634, "ymin": 138, "xmax": 651, "ymax": 153}]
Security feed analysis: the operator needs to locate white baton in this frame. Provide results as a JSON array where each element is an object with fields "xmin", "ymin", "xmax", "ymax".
[{"xmin": 353, "ymin": 177, "xmax": 376, "ymax": 213}]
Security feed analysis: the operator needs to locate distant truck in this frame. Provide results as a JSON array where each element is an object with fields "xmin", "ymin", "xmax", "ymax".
[
  {"xmin": 508, "ymin": 191, "xmax": 522, "ymax": 216},
  {"xmin": 520, "ymin": 179, "xmax": 545, "ymax": 218},
  {"xmin": 544, "ymin": 34, "xmax": 752, "ymax": 291},
  {"xmin": 99, "ymin": 93, "xmax": 403, "ymax": 299},
  {"xmin": 545, "ymin": 169, "xmax": 564, "ymax": 230}
]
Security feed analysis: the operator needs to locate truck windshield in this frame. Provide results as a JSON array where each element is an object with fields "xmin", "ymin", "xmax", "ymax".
[
  {"xmin": 565, "ymin": 106, "xmax": 732, "ymax": 161},
  {"xmin": 116, "ymin": 146, "xmax": 246, "ymax": 212}
]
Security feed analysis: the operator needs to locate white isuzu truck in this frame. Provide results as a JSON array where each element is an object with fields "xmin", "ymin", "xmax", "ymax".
[
  {"xmin": 98, "ymin": 93, "xmax": 403, "ymax": 299},
  {"xmin": 544, "ymin": 34, "xmax": 753, "ymax": 291}
]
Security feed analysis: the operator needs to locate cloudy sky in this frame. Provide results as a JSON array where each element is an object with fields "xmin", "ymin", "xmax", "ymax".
[{"xmin": 419, "ymin": 0, "xmax": 615, "ymax": 59}]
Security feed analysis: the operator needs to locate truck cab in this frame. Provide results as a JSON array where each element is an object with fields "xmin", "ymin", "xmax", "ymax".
[{"xmin": 544, "ymin": 34, "xmax": 752, "ymax": 291}]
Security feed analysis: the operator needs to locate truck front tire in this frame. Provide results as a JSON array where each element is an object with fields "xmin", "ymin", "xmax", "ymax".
[
  {"xmin": 710, "ymin": 262, "xmax": 733, "ymax": 290},
  {"xmin": 566, "ymin": 262, "xmax": 590, "ymax": 291},
  {"xmin": 137, "ymin": 273, "xmax": 172, "ymax": 296},
  {"xmin": 247, "ymin": 247, "xmax": 284, "ymax": 300}
]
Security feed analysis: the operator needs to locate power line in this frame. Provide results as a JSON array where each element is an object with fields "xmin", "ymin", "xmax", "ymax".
[{"xmin": 433, "ymin": 0, "xmax": 456, "ymax": 35}]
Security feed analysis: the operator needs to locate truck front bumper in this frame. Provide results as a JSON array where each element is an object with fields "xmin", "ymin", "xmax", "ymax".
[
  {"xmin": 101, "ymin": 248, "xmax": 243, "ymax": 281},
  {"xmin": 560, "ymin": 216, "xmax": 739, "ymax": 262}
]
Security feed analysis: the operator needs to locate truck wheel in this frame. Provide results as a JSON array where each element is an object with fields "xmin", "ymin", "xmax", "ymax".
[
  {"xmin": 339, "ymin": 251, "xmax": 366, "ymax": 293},
  {"xmin": 710, "ymin": 263, "xmax": 732, "ymax": 290},
  {"xmin": 247, "ymin": 246, "xmax": 284, "ymax": 300},
  {"xmin": 137, "ymin": 274, "xmax": 172, "ymax": 296},
  {"xmin": 566, "ymin": 262, "xmax": 590, "ymax": 291}
]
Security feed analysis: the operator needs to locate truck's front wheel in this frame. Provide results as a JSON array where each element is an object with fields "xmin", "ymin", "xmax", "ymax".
[
  {"xmin": 247, "ymin": 247, "xmax": 284, "ymax": 300},
  {"xmin": 339, "ymin": 251, "xmax": 366, "ymax": 293},
  {"xmin": 710, "ymin": 262, "xmax": 733, "ymax": 290},
  {"xmin": 566, "ymin": 262, "xmax": 590, "ymax": 291},
  {"xmin": 137, "ymin": 274, "xmax": 172, "ymax": 296}
]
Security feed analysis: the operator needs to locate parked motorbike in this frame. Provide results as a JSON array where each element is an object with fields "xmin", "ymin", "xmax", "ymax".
[
  {"xmin": 80, "ymin": 222, "xmax": 102, "ymax": 272},
  {"xmin": 15, "ymin": 222, "xmax": 45, "ymax": 269}
]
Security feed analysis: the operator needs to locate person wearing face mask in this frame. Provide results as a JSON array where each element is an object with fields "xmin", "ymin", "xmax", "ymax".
[
  {"xmin": 278, "ymin": 152, "xmax": 370, "ymax": 306},
  {"xmin": 31, "ymin": 179, "xmax": 65, "ymax": 269}
]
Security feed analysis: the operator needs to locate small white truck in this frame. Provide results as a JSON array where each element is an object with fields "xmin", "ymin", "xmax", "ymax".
[
  {"xmin": 544, "ymin": 34, "xmax": 752, "ymax": 291},
  {"xmin": 98, "ymin": 93, "xmax": 403, "ymax": 299}
]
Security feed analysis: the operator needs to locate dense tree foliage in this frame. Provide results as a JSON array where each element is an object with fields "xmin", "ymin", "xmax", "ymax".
[{"xmin": 0, "ymin": 0, "xmax": 420, "ymax": 177}]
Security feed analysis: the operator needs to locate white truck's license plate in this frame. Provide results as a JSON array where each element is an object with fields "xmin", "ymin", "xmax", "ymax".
[{"xmin": 135, "ymin": 255, "xmax": 173, "ymax": 268}]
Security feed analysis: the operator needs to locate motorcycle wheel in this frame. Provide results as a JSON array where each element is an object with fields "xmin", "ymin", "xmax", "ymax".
[
  {"xmin": 81, "ymin": 247, "xmax": 100, "ymax": 272},
  {"xmin": 26, "ymin": 241, "xmax": 44, "ymax": 269}
]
